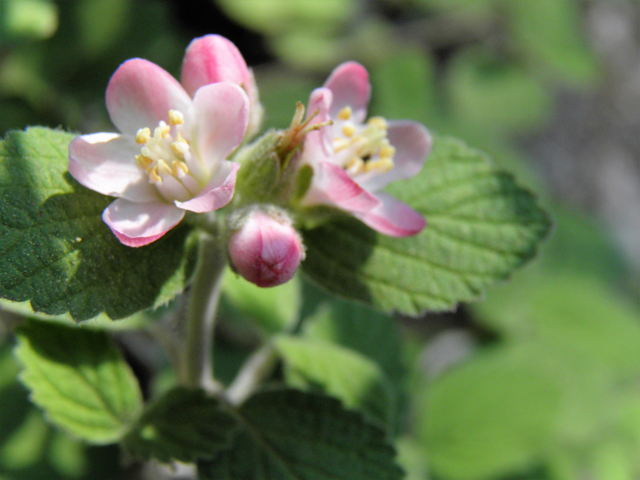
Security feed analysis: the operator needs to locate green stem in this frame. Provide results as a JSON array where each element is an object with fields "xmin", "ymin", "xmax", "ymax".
[
  {"xmin": 226, "ymin": 343, "xmax": 279, "ymax": 405},
  {"xmin": 180, "ymin": 230, "xmax": 226, "ymax": 392}
]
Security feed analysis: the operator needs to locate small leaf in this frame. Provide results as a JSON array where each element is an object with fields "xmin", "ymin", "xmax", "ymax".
[
  {"xmin": 199, "ymin": 389, "xmax": 404, "ymax": 480},
  {"xmin": 0, "ymin": 127, "xmax": 198, "ymax": 321},
  {"xmin": 302, "ymin": 135, "xmax": 551, "ymax": 315},
  {"xmin": 275, "ymin": 336, "xmax": 396, "ymax": 426},
  {"xmin": 221, "ymin": 268, "xmax": 301, "ymax": 334},
  {"xmin": 124, "ymin": 387, "xmax": 239, "ymax": 463},
  {"xmin": 14, "ymin": 320, "xmax": 143, "ymax": 444}
]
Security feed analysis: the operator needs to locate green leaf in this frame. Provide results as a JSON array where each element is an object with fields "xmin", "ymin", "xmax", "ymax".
[
  {"xmin": 0, "ymin": 0, "xmax": 58, "ymax": 43},
  {"xmin": 124, "ymin": 387, "xmax": 239, "ymax": 463},
  {"xmin": 221, "ymin": 268, "xmax": 302, "ymax": 334},
  {"xmin": 0, "ymin": 127, "xmax": 198, "ymax": 321},
  {"xmin": 418, "ymin": 345, "xmax": 562, "ymax": 480},
  {"xmin": 302, "ymin": 135, "xmax": 550, "ymax": 315},
  {"xmin": 198, "ymin": 389, "xmax": 404, "ymax": 480},
  {"xmin": 275, "ymin": 336, "xmax": 396, "ymax": 426},
  {"xmin": 14, "ymin": 320, "xmax": 143, "ymax": 444}
]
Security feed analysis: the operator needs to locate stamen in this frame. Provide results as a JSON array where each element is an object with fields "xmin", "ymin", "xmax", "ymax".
[
  {"xmin": 379, "ymin": 145, "xmax": 396, "ymax": 159},
  {"xmin": 156, "ymin": 159, "xmax": 172, "ymax": 176},
  {"xmin": 346, "ymin": 157, "xmax": 364, "ymax": 176},
  {"xmin": 171, "ymin": 135, "xmax": 190, "ymax": 158},
  {"xmin": 364, "ymin": 158, "xmax": 394, "ymax": 174},
  {"xmin": 337, "ymin": 106, "xmax": 352, "ymax": 121},
  {"xmin": 342, "ymin": 124, "xmax": 356, "ymax": 137},
  {"xmin": 333, "ymin": 138, "xmax": 349, "ymax": 152},
  {"xmin": 367, "ymin": 116, "xmax": 387, "ymax": 130},
  {"xmin": 136, "ymin": 128, "xmax": 151, "ymax": 144},
  {"xmin": 168, "ymin": 110, "xmax": 184, "ymax": 126},
  {"xmin": 135, "ymin": 154, "xmax": 153, "ymax": 171},
  {"xmin": 149, "ymin": 166, "xmax": 162, "ymax": 183},
  {"xmin": 172, "ymin": 161, "xmax": 189, "ymax": 178},
  {"xmin": 154, "ymin": 121, "xmax": 171, "ymax": 139}
]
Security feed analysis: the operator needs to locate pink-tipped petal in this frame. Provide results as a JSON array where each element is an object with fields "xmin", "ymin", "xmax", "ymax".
[
  {"xmin": 302, "ymin": 88, "xmax": 334, "ymax": 164},
  {"xmin": 102, "ymin": 198, "xmax": 185, "ymax": 247},
  {"xmin": 175, "ymin": 162, "xmax": 240, "ymax": 213},
  {"xmin": 359, "ymin": 121, "xmax": 432, "ymax": 192},
  {"xmin": 69, "ymin": 133, "xmax": 158, "ymax": 202},
  {"xmin": 356, "ymin": 192, "xmax": 426, "ymax": 237},
  {"xmin": 188, "ymin": 83, "xmax": 249, "ymax": 170},
  {"xmin": 302, "ymin": 161, "xmax": 381, "ymax": 213},
  {"xmin": 324, "ymin": 62, "xmax": 371, "ymax": 123},
  {"xmin": 106, "ymin": 59, "xmax": 191, "ymax": 135},
  {"xmin": 181, "ymin": 35, "xmax": 250, "ymax": 97}
]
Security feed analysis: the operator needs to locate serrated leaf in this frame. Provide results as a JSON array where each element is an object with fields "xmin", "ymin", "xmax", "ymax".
[
  {"xmin": 124, "ymin": 387, "xmax": 239, "ymax": 463},
  {"xmin": 275, "ymin": 336, "xmax": 396, "ymax": 426},
  {"xmin": 0, "ymin": 127, "xmax": 198, "ymax": 321},
  {"xmin": 14, "ymin": 320, "xmax": 143, "ymax": 444},
  {"xmin": 302, "ymin": 135, "xmax": 550, "ymax": 315},
  {"xmin": 221, "ymin": 269, "xmax": 301, "ymax": 334},
  {"xmin": 198, "ymin": 389, "xmax": 404, "ymax": 480}
]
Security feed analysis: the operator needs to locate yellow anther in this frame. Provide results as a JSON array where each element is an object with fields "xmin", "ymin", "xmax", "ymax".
[
  {"xmin": 379, "ymin": 145, "xmax": 396, "ymax": 159},
  {"xmin": 172, "ymin": 161, "xmax": 189, "ymax": 177},
  {"xmin": 156, "ymin": 159, "xmax": 172, "ymax": 176},
  {"xmin": 364, "ymin": 158, "xmax": 394, "ymax": 174},
  {"xmin": 367, "ymin": 116, "xmax": 388, "ymax": 130},
  {"xmin": 346, "ymin": 157, "xmax": 364, "ymax": 176},
  {"xmin": 135, "ymin": 154, "xmax": 153, "ymax": 171},
  {"xmin": 149, "ymin": 166, "xmax": 162, "ymax": 183},
  {"xmin": 333, "ymin": 138, "xmax": 349, "ymax": 152},
  {"xmin": 337, "ymin": 106, "xmax": 352, "ymax": 121},
  {"xmin": 168, "ymin": 110, "xmax": 184, "ymax": 126},
  {"xmin": 135, "ymin": 128, "xmax": 151, "ymax": 144},
  {"xmin": 341, "ymin": 124, "xmax": 356, "ymax": 137},
  {"xmin": 171, "ymin": 136, "xmax": 190, "ymax": 158},
  {"xmin": 154, "ymin": 121, "xmax": 171, "ymax": 139}
]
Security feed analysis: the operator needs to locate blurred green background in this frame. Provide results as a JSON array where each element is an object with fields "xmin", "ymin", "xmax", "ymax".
[{"xmin": 0, "ymin": 0, "xmax": 639, "ymax": 479}]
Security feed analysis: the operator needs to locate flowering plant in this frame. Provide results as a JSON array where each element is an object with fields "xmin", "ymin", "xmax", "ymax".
[{"xmin": 0, "ymin": 32, "xmax": 550, "ymax": 480}]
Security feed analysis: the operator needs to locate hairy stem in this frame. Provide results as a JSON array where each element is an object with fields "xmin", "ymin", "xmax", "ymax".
[{"xmin": 180, "ymin": 230, "xmax": 226, "ymax": 392}]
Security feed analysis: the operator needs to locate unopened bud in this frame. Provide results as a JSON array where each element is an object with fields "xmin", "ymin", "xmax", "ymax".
[{"xmin": 228, "ymin": 207, "xmax": 305, "ymax": 288}]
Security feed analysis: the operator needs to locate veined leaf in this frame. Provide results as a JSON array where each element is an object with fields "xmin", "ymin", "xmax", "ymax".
[
  {"xmin": 0, "ymin": 127, "xmax": 197, "ymax": 321},
  {"xmin": 199, "ymin": 389, "xmax": 403, "ymax": 480},
  {"xmin": 14, "ymin": 320, "xmax": 143, "ymax": 444},
  {"xmin": 302, "ymin": 135, "xmax": 550, "ymax": 315}
]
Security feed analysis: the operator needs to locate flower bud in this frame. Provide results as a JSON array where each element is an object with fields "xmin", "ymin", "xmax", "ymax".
[{"xmin": 228, "ymin": 207, "xmax": 305, "ymax": 288}]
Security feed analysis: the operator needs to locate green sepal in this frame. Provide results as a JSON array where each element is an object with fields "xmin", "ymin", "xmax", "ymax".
[{"xmin": 123, "ymin": 387, "xmax": 239, "ymax": 463}]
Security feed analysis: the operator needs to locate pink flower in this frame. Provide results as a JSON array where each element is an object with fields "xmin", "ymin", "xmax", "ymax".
[
  {"xmin": 299, "ymin": 62, "xmax": 432, "ymax": 237},
  {"xmin": 228, "ymin": 208, "xmax": 305, "ymax": 288},
  {"xmin": 69, "ymin": 56, "xmax": 250, "ymax": 247},
  {"xmin": 182, "ymin": 34, "xmax": 263, "ymax": 139}
]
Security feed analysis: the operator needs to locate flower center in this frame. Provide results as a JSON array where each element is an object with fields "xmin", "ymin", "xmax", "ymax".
[
  {"xmin": 331, "ymin": 106, "xmax": 396, "ymax": 178},
  {"xmin": 135, "ymin": 110, "xmax": 201, "ymax": 202}
]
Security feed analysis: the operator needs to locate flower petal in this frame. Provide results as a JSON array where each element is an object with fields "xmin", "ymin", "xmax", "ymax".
[
  {"xmin": 324, "ymin": 62, "xmax": 370, "ymax": 123},
  {"xmin": 358, "ymin": 121, "xmax": 432, "ymax": 192},
  {"xmin": 181, "ymin": 35, "xmax": 251, "ymax": 98},
  {"xmin": 301, "ymin": 87, "xmax": 334, "ymax": 165},
  {"xmin": 302, "ymin": 161, "xmax": 380, "ymax": 213},
  {"xmin": 187, "ymin": 82, "xmax": 249, "ymax": 171},
  {"xmin": 356, "ymin": 192, "xmax": 426, "ymax": 237},
  {"xmin": 68, "ymin": 133, "xmax": 158, "ymax": 202},
  {"xmin": 106, "ymin": 59, "xmax": 191, "ymax": 135},
  {"xmin": 175, "ymin": 161, "xmax": 240, "ymax": 213},
  {"xmin": 102, "ymin": 198, "xmax": 185, "ymax": 247}
]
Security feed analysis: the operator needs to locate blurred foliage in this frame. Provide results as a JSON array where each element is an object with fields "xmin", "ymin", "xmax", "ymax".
[{"xmin": 0, "ymin": 0, "xmax": 637, "ymax": 479}]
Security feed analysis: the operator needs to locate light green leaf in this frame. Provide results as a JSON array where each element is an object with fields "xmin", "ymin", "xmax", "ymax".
[
  {"xmin": 124, "ymin": 387, "xmax": 239, "ymax": 463},
  {"xmin": 1, "ymin": 0, "xmax": 58, "ymax": 42},
  {"xmin": 0, "ymin": 128, "xmax": 198, "ymax": 321},
  {"xmin": 198, "ymin": 389, "xmax": 404, "ymax": 480},
  {"xmin": 275, "ymin": 336, "xmax": 396, "ymax": 426},
  {"xmin": 302, "ymin": 135, "xmax": 550, "ymax": 315},
  {"xmin": 14, "ymin": 320, "xmax": 143, "ymax": 444},
  {"xmin": 419, "ymin": 345, "xmax": 562, "ymax": 480},
  {"xmin": 221, "ymin": 268, "xmax": 301, "ymax": 334}
]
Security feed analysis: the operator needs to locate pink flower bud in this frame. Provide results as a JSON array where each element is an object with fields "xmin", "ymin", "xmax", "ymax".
[{"xmin": 228, "ymin": 208, "xmax": 305, "ymax": 288}]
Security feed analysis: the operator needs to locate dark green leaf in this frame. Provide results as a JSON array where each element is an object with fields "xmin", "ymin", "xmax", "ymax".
[
  {"xmin": 14, "ymin": 320, "xmax": 143, "ymax": 443},
  {"xmin": 0, "ymin": 127, "xmax": 197, "ymax": 321},
  {"xmin": 124, "ymin": 387, "xmax": 239, "ymax": 463},
  {"xmin": 302, "ymin": 135, "xmax": 550, "ymax": 315},
  {"xmin": 199, "ymin": 389, "xmax": 403, "ymax": 480}
]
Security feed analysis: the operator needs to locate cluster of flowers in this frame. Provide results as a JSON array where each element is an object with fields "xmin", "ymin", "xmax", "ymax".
[{"xmin": 68, "ymin": 35, "xmax": 432, "ymax": 287}]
